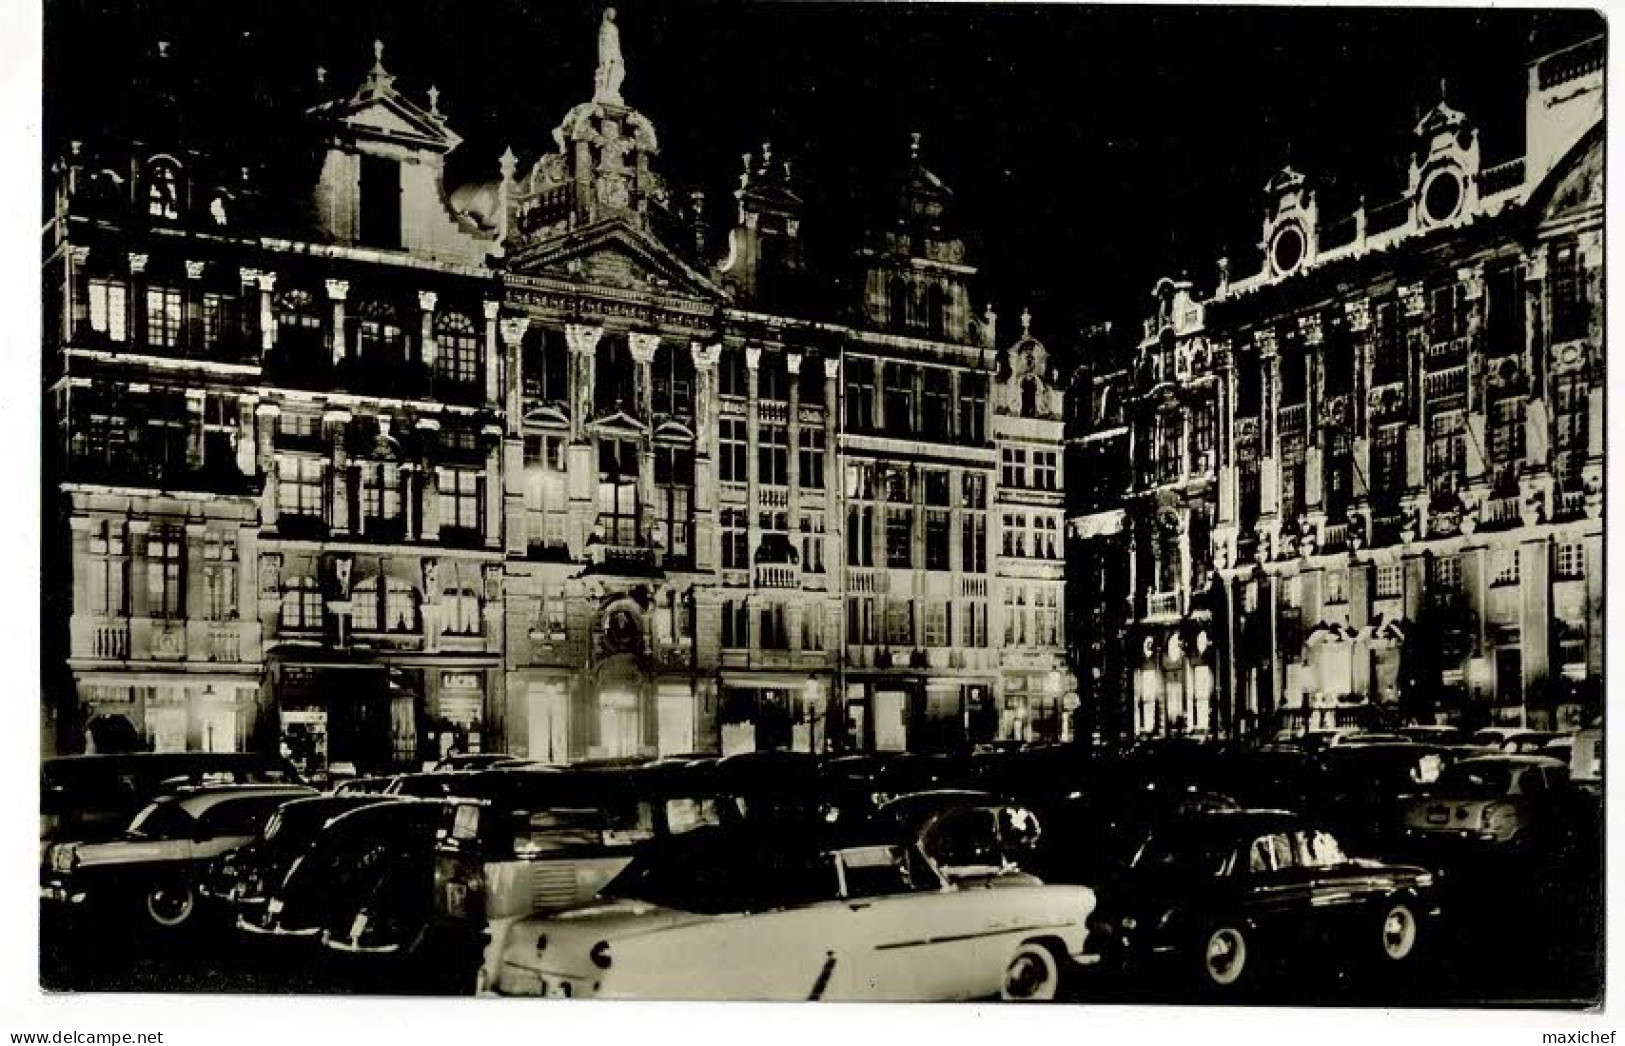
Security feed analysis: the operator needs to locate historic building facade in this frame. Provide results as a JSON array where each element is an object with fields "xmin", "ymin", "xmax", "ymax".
[
  {"xmin": 42, "ymin": 14, "xmax": 1074, "ymax": 769},
  {"xmin": 1106, "ymin": 36, "xmax": 1604, "ymax": 739}
]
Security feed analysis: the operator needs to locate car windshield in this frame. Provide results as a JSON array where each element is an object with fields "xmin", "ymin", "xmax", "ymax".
[
  {"xmin": 1434, "ymin": 762, "xmax": 1515, "ymax": 798},
  {"xmin": 126, "ymin": 801, "xmax": 196, "ymax": 840},
  {"xmin": 602, "ymin": 834, "xmax": 842, "ymax": 915},
  {"xmin": 1130, "ymin": 825, "xmax": 1237, "ymax": 879}
]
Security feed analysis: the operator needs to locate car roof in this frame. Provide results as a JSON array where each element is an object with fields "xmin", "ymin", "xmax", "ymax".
[
  {"xmin": 1453, "ymin": 753, "xmax": 1567, "ymax": 768},
  {"xmin": 161, "ymin": 783, "xmax": 315, "ymax": 817}
]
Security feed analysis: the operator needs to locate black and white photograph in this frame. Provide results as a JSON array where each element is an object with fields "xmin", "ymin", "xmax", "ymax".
[{"xmin": 25, "ymin": 0, "xmax": 1610, "ymax": 1024}]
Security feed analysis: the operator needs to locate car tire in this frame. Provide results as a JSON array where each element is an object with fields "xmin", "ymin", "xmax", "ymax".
[
  {"xmin": 999, "ymin": 941, "xmax": 1061, "ymax": 1001},
  {"xmin": 144, "ymin": 881, "xmax": 198, "ymax": 930},
  {"xmin": 1198, "ymin": 923, "xmax": 1250, "ymax": 990},
  {"xmin": 1377, "ymin": 901, "xmax": 1419, "ymax": 962}
]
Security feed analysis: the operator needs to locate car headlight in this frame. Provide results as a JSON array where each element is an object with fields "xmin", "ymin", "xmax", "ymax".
[
  {"xmin": 50, "ymin": 844, "xmax": 79, "ymax": 874},
  {"xmin": 1118, "ymin": 916, "xmax": 1138, "ymax": 931}
]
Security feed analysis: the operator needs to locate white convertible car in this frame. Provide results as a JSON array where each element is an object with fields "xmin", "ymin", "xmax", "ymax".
[{"xmin": 490, "ymin": 827, "xmax": 1095, "ymax": 1001}]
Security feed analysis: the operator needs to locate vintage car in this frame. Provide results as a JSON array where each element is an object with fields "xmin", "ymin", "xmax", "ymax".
[
  {"xmin": 431, "ymin": 753, "xmax": 528, "ymax": 773},
  {"xmin": 333, "ymin": 776, "xmax": 404, "ymax": 796},
  {"xmin": 41, "ymin": 752, "xmax": 303, "ymax": 853},
  {"xmin": 1396, "ymin": 725, "xmax": 1471, "ymax": 747},
  {"xmin": 428, "ymin": 765, "xmax": 731, "ymax": 991},
  {"xmin": 491, "ymin": 826, "xmax": 1096, "ymax": 1001},
  {"xmin": 199, "ymin": 794, "xmax": 399, "ymax": 913},
  {"xmin": 237, "ymin": 798, "xmax": 445, "ymax": 941},
  {"xmin": 1308, "ymin": 743, "xmax": 1454, "ymax": 853},
  {"xmin": 866, "ymin": 790, "xmax": 1043, "ymax": 887},
  {"xmin": 42, "ymin": 783, "xmax": 317, "ymax": 930},
  {"xmin": 1084, "ymin": 810, "xmax": 1436, "ymax": 992},
  {"xmin": 1402, "ymin": 754, "xmax": 1575, "ymax": 848}
]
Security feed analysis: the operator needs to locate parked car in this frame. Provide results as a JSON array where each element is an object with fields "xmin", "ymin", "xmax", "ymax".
[
  {"xmin": 41, "ymin": 752, "xmax": 302, "ymax": 853},
  {"xmin": 1331, "ymin": 732, "xmax": 1412, "ymax": 748},
  {"xmin": 430, "ymin": 753, "xmax": 527, "ymax": 773},
  {"xmin": 1568, "ymin": 726, "xmax": 1603, "ymax": 788},
  {"xmin": 1402, "ymin": 754, "xmax": 1576, "ymax": 848},
  {"xmin": 199, "ymin": 794, "xmax": 399, "ymax": 915},
  {"xmin": 866, "ymin": 790, "xmax": 1043, "ymax": 887},
  {"xmin": 491, "ymin": 826, "xmax": 1096, "ymax": 1001},
  {"xmin": 1498, "ymin": 731, "xmax": 1560, "ymax": 754},
  {"xmin": 385, "ymin": 770, "xmax": 497, "ymax": 798},
  {"xmin": 236, "ymin": 798, "xmax": 445, "ymax": 942},
  {"xmin": 1396, "ymin": 725, "xmax": 1471, "ymax": 747},
  {"xmin": 1309, "ymin": 744, "xmax": 1453, "ymax": 853},
  {"xmin": 1084, "ymin": 809, "xmax": 1437, "ymax": 992},
  {"xmin": 333, "ymin": 776, "xmax": 404, "ymax": 796},
  {"xmin": 42, "ymin": 783, "xmax": 317, "ymax": 930}
]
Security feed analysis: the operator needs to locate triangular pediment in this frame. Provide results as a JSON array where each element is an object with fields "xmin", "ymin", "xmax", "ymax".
[
  {"xmin": 590, "ymin": 409, "xmax": 648, "ymax": 435},
  {"xmin": 309, "ymin": 93, "xmax": 460, "ymax": 153},
  {"xmin": 508, "ymin": 219, "xmax": 724, "ymax": 301}
]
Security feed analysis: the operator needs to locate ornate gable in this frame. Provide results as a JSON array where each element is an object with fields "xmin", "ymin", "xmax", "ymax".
[{"xmin": 508, "ymin": 218, "xmax": 724, "ymax": 300}]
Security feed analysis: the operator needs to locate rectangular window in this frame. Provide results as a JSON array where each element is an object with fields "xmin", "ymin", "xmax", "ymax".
[
  {"xmin": 847, "ymin": 596, "xmax": 877, "ymax": 645},
  {"xmin": 1430, "ymin": 554, "xmax": 1462, "ymax": 592},
  {"xmin": 885, "ymin": 507, "xmax": 913, "ymax": 569},
  {"xmin": 1429, "ymin": 283, "xmax": 1464, "ymax": 343},
  {"xmin": 921, "ymin": 370, "xmax": 952, "ymax": 440},
  {"xmin": 957, "ymin": 375, "xmax": 987, "ymax": 444},
  {"xmin": 719, "ymin": 347, "xmax": 748, "ymax": 398},
  {"xmin": 923, "ymin": 602, "xmax": 950, "ymax": 648},
  {"xmin": 1427, "ymin": 409, "xmax": 1467, "ymax": 498},
  {"xmin": 439, "ymin": 468, "xmax": 484, "ymax": 533},
  {"xmin": 719, "ymin": 418, "xmax": 748, "ymax": 484},
  {"xmin": 281, "ymin": 578, "xmax": 323, "ymax": 631},
  {"xmin": 721, "ymin": 507, "xmax": 749, "ymax": 570},
  {"xmin": 85, "ymin": 520, "xmax": 127, "ymax": 616},
  {"xmin": 362, "ymin": 463, "xmax": 404, "ymax": 532},
  {"xmin": 200, "ymin": 293, "xmax": 237, "ymax": 353},
  {"xmin": 1492, "ymin": 548, "xmax": 1521, "ymax": 586},
  {"xmin": 799, "ymin": 514, "xmax": 826, "ymax": 574},
  {"xmin": 960, "ymin": 602, "xmax": 988, "ymax": 648},
  {"xmin": 798, "ymin": 428, "xmax": 825, "ymax": 490},
  {"xmin": 885, "ymin": 598, "xmax": 914, "ymax": 647},
  {"xmin": 847, "ymin": 505, "xmax": 874, "ymax": 567},
  {"xmin": 525, "ymin": 433, "xmax": 569, "ymax": 473},
  {"xmin": 1486, "ymin": 262, "xmax": 1524, "ymax": 358},
  {"xmin": 359, "ymin": 153, "xmax": 403, "ymax": 250},
  {"xmin": 961, "ymin": 512, "xmax": 986, "ymax": 574},
  {"xmin": 923, "ymin": 470, "xmax": 950, "ymax": 507},
  {"xmin": 1325, "ymin": 568, "xmax": 1348, "ymax": 605},
  {"xmin": 1189, "ymin": 408, "xmax": 1214, "ymax": 473},
  {"xmin": 883, "ymin": 364, "xmax": 916, "ymax": 437},
  {"xmin": 145, "ymin": 286, "xmax": 184, "ymax": 349},
  {"xmin": 1372, "ymin": 423, "xmax": 1406, "ymax": 507},
  {"xmin": 437, "ymin": 323, "xmax": 482, "ymax": 388},
  {"xmin": 1035, "ymin": 587, "xmax": 1059, "ymax": 647},
  {"xmin": 1556, "ymin": 541, "xmax": 1586, "ymax": 581},
  {"xmin": 146, "ymin": 526, "xmax": 184, "ymax": 619},
  {"xmin": 1002, "ymin": 513, "xmax": 1027, "ymax": 558},
  {"xmin": 88, "ymin": 279, "xmax": 128, "ymax": 342},
  {"xmin": 1489, "ymin": 397, "xmax": 1526, "ymax": 468},
  {"xmin": 845, "ymin": 359, "xmax": 876, "ymax": 431},
  {"xmin": 1035, "ymin": 516, "xmax": 1058, "ymax": 560},
  {"xmin": 758, "ymin": 424, "xmax": 789, "ymax": 486},
  {"xmin": 1372, "ymin": 299, "xmax": 1404, "ymax": 384},
  {"xmin": 1032, "ymin": 451, "xmax": 1058, "ymax": 491},
  {"xmin": 1375, "ymin": 563, "xmax": 1404, "ymax": 600},
  {"xmin": 721, "ymin": 600, "xmax": 749, "ymax": 649},
  {"xmin": 925, "ymin": 510, "xmax": 951, "ymax": 570},
  {"xmin": 278, "ymin": 457, "xmax": 324, "ymax": 519},
  {"xmin": 759, "ymin": 605, "xmax": 789, "ymax": 650},
  {"xmin": 801, "ymin": 603, "xmax": 824, "ymax": 652},
  {"xmin": 1001, "ymin": 448, "xmax": 1027, "ymax": 489},
  {"xmin": 1550, "ymin": 241, "xmax": 1587, "ymax": 343},
  {"xmin": 758, "ymin": 351, "xmax": 789, "ymax": 403},
  {"xmin": 202, "ymin": 532, "xmax": 237, "ymax": 621}
]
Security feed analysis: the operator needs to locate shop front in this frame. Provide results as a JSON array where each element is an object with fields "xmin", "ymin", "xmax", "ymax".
[{"xmin": 719, "ymin": 675, "xmax": 832, "ymax": 755}]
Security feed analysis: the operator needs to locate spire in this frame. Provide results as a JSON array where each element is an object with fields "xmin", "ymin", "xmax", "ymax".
[
  {"xmin": 427, "ymin": 85, "xmax": 442, "ymax": 120},
  {"xmin": 362, "ymin": 38, "xmax": 396, "ymax": 96}
]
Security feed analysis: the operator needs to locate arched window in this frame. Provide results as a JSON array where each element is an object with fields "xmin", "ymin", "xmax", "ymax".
[
  {"xmin": 353, "ymin": 299, "xmax": 405, "ymax": 364},
  {"xmin": 889, "ymin": 274, "xmax": 911, "ymax": 332},
  {"xmin": 146, "ymin": 159, "xmax": 181, "ymax": 220},
  {"xmin": 351, "ymin": 577, "xmax": 380, "ymax": 632},
  {"xmin": 280, "ymin": 577, "xmax": 323, "ymax": 631},
  {"xmin": 435, "ymin": 312, "xmax": 481, "ymax": 388},
  {"xmin": 274, "ymin": 288, "xmax": 324, "ymax": 361}
]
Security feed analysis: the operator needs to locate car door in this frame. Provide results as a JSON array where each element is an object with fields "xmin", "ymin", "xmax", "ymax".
[{"xmin": 1240, "ymin": 831, "xmax": 1307, "ymax": 939}]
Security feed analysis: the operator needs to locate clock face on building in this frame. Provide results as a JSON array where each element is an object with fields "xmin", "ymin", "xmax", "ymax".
[
  {"xmin": 1271, "ymin": 224, "xmax": 1305, "ymax": 275},
  {"xmin": 1422, "ymin": 169, "xmax": 1463, "ymax": 224}
]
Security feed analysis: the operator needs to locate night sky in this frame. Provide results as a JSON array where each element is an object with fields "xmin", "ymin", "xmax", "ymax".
[{"xmin": 43, "ymin": 1, "xmax": 1604, "ymax": 351}]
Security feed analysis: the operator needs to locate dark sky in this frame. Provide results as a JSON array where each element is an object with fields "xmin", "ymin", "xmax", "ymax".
[{"xmin": 44, "ymin": 1, "xmax": 1604, "ymax": 348}]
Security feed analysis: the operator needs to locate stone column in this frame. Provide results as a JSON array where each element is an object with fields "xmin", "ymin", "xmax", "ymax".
[
  {"xmin": 823, "ymin": 358, "xmax": 841, "ymax": 576},
  {"xmin": 417, "ymin": 418, "xmax": 441, "ymax": 538},
  {"xmin": 500, "ymin": 317, "xmax": 530, "ymax": 423},
  {"xmin": 484, "ymin": 424, "xmax": 503, "ymax": 549},
  {"xmin": 325, "ymin": 408, "xmax": 352, "ymax": 534},
  {"xmin": 483, "ymin": 300, "xmax": 502, "ymax": 406},
  {"xmin": 127, "ymin": 253, "xmax": 148, "ymax": 346},
  {"xmin": 401, "ymin": 463, "xmax": 421, "ymax": 539},
  {"xmin": 872, "ymin": 358, "xmax": 886, "ymax": 432},
  {"xmin": 127, "ymin": 518, "xmax": 151, "ymax": 619},
  {"xmin": 692, "ymin": 342, "xmax": 721, "ymax": 569},
  {"xmin": 1260, "ymin": 344, "xmax": 1280, "ymax": 519},
  {"xmin": 630, "ymin": 333, "xmax": 661, "ymax": 538},
  {"xmin": 418, "ymin": 290, "xmax": 439, "ymax": 379},
  {"xmin": 237, "ymin": 394, "xmax": 260, "ymax": 478},
  {"xmin": 786, "ymin": 351, "xmax": 803, "ymax": 516},
  {"xmin": 564, "ymin": 324, "xmax": 603, "ymax": 441},
  {"xmin": 247, "ymin": 270, "xmax": 276, "ymax": 357},
  {"xmin": 254, "ymin": 402, "xmax": 280, "ymax": 518},
  {"xmin": 745, "ymin": 345, "xmax": 762, "ymax": 571},
  {"xmin": 325, "ymin": 279, "xmax": 349, "ymax": 366},
  {"xmin": 184, "ymin": 522, "xmax": 208, "ymax": 632}
]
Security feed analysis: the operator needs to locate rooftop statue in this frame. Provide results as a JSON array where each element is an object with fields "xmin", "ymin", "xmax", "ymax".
[{"xmin": 594, "ymin": 8, "xmax": 625, "ymax": 105}]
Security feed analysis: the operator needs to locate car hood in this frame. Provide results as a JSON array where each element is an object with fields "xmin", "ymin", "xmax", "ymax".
[{"xmin": 502, "ymin": 899, "xmax": 721, "ymax": 974}]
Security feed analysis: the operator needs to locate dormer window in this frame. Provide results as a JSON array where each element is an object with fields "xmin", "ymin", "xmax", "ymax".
[
  {"xmin": 359, "ymin": 154, "xmax": 402, "ymax": 250},
  {"xmin": 146, "ymin": 161, "xmax": 180, "ymax": 220}
]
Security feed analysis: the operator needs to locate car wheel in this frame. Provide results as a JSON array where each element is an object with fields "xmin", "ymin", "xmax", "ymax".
[
  {"xmin": 999, "ymin": 941, "xmax": 1061, "ymax": 1001},
  {"xmin": 145, "ymin": 882, "xmax": 197, "ymax": 929},
  {"xmin": 1378, "ymin": 901, "xmax": 1418, "ymax": 962},
  {"xmin": 1200, "ymin": 924, "xmax": 1249, "ymax": 989}
]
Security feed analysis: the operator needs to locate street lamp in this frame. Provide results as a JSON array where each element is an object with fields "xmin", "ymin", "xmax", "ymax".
[{"xmin": 804, "ymin": 675, "xmax": 823, "ymax": 754}]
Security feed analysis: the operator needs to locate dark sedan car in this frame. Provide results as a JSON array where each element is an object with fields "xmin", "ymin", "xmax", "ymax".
[
  {"xmin": 200, "ymin": 794, "xmax": 400, "ymax": 915},
  {"xmin": 1084, "ymin": 810, "xmax": 1437, "ymax": 994}
]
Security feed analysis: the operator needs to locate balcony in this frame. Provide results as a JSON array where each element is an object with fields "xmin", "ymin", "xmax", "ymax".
[
  {"xmin": 590, "ymin": 543, "xmax": 658, "ymax": 575},
  {"xmin": 1371, "ymin": 511, "xmax": 1405, "ymax": 548},
  {"xmin": 1478, "ymin": 159, "xmax": 1526, "ymax": 198},
  {"xmin": 755, "ymin": 563, "xmax": 798, "ymax": 589},
  {"xmin": 67, "ymin": 456, "xmax": 256, "ymax": 497},
  {"xmin": 1147, "ymin": 591, "xmax": 1180, "ymax": 620},
  {"xmin": 1537, "ymin": 36, "xmax": 1604, "ymax": 91},
  {"xmin": 201, "ymin": 623, "xmax": 243, "ymax": 663},
  {"xmin": 89, "ymin": 620, "xmax": 129, "ymax": 660},
  {"xmin": 1425, "ymin": 338, "xmax": 1469, "ymax": 372},
  {"xmin": 1481, "ymin": 494, "xmax": 1524, "ymax": 530},
  {"xmin": 1555, "ymin": 489, "xmax": 1587, "ymax": 521},
  {"xmin": 1319, "ymin": 522, "xmax": 1349, "ymax": 555}
]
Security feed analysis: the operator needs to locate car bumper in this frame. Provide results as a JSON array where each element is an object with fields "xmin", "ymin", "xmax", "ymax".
[
  {"xmin": 39, "ymin": 881, "xmax": 87, "ymax": 905},
  {"xmin": 236, "ymin": 913, "xmax": 321, "ymax": 938}
]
